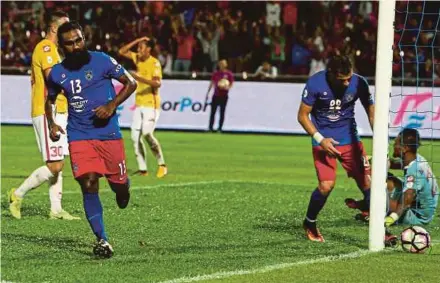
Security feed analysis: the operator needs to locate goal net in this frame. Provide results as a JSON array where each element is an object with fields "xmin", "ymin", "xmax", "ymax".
[{"xmin": 370, "ymin": 0, "xmax": 440, "ymax": 251}]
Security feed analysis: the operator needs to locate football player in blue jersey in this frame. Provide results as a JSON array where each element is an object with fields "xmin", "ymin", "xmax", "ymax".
[
  {"xmin": 386, "ymin": 128, "xmax": 438, "ymax": 227},
  {"xmin": 45, "ymin": 21, "xmax": 137, "ymax": 258},
  {"xmin": 297, "ymin": 55, "xmax": 374, "ymax": 242}
]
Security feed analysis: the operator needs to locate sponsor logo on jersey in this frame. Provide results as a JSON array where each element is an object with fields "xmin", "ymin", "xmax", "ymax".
[
  {"xmin": 43, "ymin": 45, "xmax": 51, "ymax": 52},
  {"xmin": 345, "ymin": 93, "xmax": 354, "ymax": 102},
  {"xmin": 85, "ymin": 70, "xmax": 93, "ymax": 81},
  {"xmin": 70, "ymin": 96, "xmax": 88, "ymax": 113},
  {"xmin": 327, "ymin": 114, "xmax": 340, "ymax": 122}
]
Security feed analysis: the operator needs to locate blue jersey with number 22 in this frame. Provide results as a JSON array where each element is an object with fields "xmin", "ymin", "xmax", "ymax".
[
  {"xmin": 302, "ymin": 71, "xmax": 374, "ymax": 146},
  {"xmin": 48, "ymin": 51, "xmax": 128, "ymax": 142}
]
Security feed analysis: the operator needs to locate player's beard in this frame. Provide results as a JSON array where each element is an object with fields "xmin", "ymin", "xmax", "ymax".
[
  {"xmin": 63, "ymin": 49, "xmax": 91, "ymax": 70},
  {"xmin": 333, "ymin": 85, "xmax": 348, "ymax": 98},
  {"xmin": 328, "ymin": 78, "xmax": 348, "ymax": 99}
]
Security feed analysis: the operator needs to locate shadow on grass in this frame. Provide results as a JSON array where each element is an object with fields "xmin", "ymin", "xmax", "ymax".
[
  {"xmin": 254, "ymin": 214, "xmax": 367, "ymax": 249},
  {"xmin": 1, "ymin": 201, "xmax": 49, "ymax": 219},
  {"xmin": 1, "ymin": 174, "xmax": 29, "ymax": 179},
  {"xmin": 1, "ymin": 232, "xmax": 91, "ymax": 257}
]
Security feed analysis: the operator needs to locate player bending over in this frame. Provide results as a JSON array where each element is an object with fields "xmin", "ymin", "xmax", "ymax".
[
  {"xmin": 46, "ymin": 21, "xmax": 137, "ymax": 258},
  {"xmin": 9, "ymin": 11, "xmax": 79, "ymax": 220},
  {"xmin": 297, "ymin": 55, "xmax": 374, "ymax": 242},
  {"xmin": 385, "ymin": 128, "xmax": 438, "ymax": 227},
  {"xmin": 118, "ymin": 37, "xmax": 167, "ymax": 178}
]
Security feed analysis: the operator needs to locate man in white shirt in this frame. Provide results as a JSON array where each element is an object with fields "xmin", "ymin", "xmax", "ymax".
[{"xmin": 254, "ymin": 61, "xmax": 278, "ymax": 80}]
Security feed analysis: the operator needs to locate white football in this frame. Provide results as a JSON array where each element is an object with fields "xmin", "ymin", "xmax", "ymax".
[
  {"xmin": 217, "ymin": 78, "xmax": 230, "ymax": 89},
  {"xmin": 400, "ymin": 226, "xmax": 431, "ymax": 253}
]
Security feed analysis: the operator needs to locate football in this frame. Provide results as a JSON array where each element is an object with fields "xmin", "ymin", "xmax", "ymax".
[
  {"xmin": 400, "ymin": 226, "xmax": 431, "ymax": 253},
  {"xmin": 217, "ymin": 78, "xmax": 230, "ymax": 89}
]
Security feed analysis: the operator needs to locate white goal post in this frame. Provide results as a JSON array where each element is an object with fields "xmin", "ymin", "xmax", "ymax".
[{"xmin": 369, "ymin": 0, "xmax": 397, "ymax": 251}]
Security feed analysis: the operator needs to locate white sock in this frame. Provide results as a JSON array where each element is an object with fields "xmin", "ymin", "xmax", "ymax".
[
  {"xmin": 146, "ymin": 134, "xmax": 165, "ymax": 166},
  {"xmin": 15, "ymin": 166, "xmax": 54, "ymax": 198},
  {"xmin": 49, "ymin": 171, "xmax": 63, "ymax": 213},
  {"xmin": 132, "ymin": 129, "xmax": 147, "ymax": 171}
]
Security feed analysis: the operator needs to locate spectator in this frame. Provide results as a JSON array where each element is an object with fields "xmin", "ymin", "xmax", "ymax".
[
  {"xmin": 270, "ymin": 27, "xmax": 286, "ymax": 72},
  {"xmin": 266, "ymin": 1, "xmax": 281, "ymax": 30},
  {"xmin": 158, "ymin": 48, "xmax": 173, "ymax": 75},
  {"xmin": 283, "ymin": 1, "xmax": 298, "ymax": 34},
  {"xmin": 0, "ymin": 0, "xmax": 434, "ymax": 82},
  {"xmin": 173, "ymin": 26, "xmax": 195, "ymax": 72},
  {"xmin": 312, "ymin": 27, "xmax": 325, "ymax": 53},
  {"xmin": 291, "ymin": 37, "xmax": 312, "ymax": 75},
  {"xmin": 309, "ymin": 52, "xmax": 326, "ymax": 76},
  {"xmin": 196, "ymin": 24, "xmax": 220, "ymax": 72},
  {"xmin": 254, "ymin": 61, "xmax": 278, "ymax": 80}
]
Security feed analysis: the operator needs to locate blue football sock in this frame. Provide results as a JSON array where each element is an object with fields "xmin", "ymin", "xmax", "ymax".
[
  {"xmin": 83, "ymin": 192, "xmax": 107, "ymax": 241},
  {"xmin": 305, "ymin": 188, "xmax": 329, "ymax": 221}
]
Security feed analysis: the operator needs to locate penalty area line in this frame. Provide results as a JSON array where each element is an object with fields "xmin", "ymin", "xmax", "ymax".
[{"xmin": 158, "ymin": 249, "xmax": 372, "ymax": 283}]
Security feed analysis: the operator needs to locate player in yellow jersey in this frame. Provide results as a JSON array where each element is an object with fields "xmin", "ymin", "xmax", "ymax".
[
  {"xmin": 119, "ymin": 37, "xmax": 167, "ymax": 178},
  {"xmin": 8, "ymin": 11, "xmax": 79, "ymax": 220}
]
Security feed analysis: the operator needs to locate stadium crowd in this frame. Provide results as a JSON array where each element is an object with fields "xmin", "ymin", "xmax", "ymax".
[{"xmin": 1, "ymin": 1, "xmax": 439, "ymax": 84}]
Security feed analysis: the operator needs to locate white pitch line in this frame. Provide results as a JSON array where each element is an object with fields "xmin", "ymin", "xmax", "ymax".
[
  {"xmin": 158, "ymin": 250, "xmax": 372, "ymax": 283},
  {"xmin": 60, "ymin": 180, "xmax": 228, "ymax": 195},
  {"xmin": 48, "ymin": 180, "xmax": 294, "ymax": 195}
]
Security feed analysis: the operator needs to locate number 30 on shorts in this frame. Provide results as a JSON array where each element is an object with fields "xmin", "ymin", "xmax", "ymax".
[{"xmin": 50, "ymin": 146, "xmax": 63, "ymax": 158}]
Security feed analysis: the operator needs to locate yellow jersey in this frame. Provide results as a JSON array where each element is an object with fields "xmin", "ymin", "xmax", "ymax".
[
  {"xmin": 30, "ymin": 39, "xmax": 67, "ymax": 117},
  {"xmin": 130, "ymin": 52, "xmax": 162, "ymax": 109}
]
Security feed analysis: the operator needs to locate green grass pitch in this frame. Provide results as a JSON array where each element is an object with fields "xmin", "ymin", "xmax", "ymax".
[{"xmin": 1, "ymin": 125, "xmax": 439, "ymax": 283}]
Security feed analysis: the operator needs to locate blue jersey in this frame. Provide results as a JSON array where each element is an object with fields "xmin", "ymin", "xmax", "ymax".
[
  {"xmin": 402, "ymin": 154, "xmax": 439, "ymax": 223},
  {"xmin": 302, "ymin": 71, "xmax": 374, "ymax": 146},
  {"xmin": 48, "ymin": 51, "xmax": 127, "ymax": 142}
]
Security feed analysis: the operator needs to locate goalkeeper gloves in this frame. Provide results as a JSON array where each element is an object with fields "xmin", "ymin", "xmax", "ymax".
[{"xmin": 385, "ymin": 212, "xmax": 399, "ymax": 227}]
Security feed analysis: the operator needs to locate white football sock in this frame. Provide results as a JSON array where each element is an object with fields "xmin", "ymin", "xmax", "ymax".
[
  {"xmin": 49, "ymin": 171, "xmax": 63, "ymax": 213},
  {"xmin": 146, "ymin": 134, "xmax": 165, "ymax": 166},
  {"xmin": 132, "ymin": 129, "xmax": 147, "ymax": 171},
  {"xmin": 15, "ymin": 166, "xmax": 54, "ymax": 198}
]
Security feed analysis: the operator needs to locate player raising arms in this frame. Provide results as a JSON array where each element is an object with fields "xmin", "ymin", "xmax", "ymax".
[
  {"xmin": 46, "ymin": 22, "xmax": 137, "ymax": 258},
  {"xmin": 118, "ymin": 37, "xmax": 167, "ymax": 178},
  {"xmin": 297, "ymin": 55, "xmax": 374, "ymax": 242},
  {"xmin": 8, "ymin": 11, "xmax": 79, "ymax": 220}
]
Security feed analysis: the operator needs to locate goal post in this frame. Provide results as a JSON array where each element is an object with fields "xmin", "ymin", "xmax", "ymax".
[{"xmin": 369, "ymin": 0, "xmax": 397, "ymax": 251}]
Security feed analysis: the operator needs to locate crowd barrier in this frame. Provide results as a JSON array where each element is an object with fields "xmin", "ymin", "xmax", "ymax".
[{"xmin": 1, "ymin": 75, "xmax": 439, "ymax": 138}]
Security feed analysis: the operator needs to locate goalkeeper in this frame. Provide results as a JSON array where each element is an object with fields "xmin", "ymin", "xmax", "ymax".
[{"xmin": 385, "ymin": 128, "xmax": 439, "ymax": 227}]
